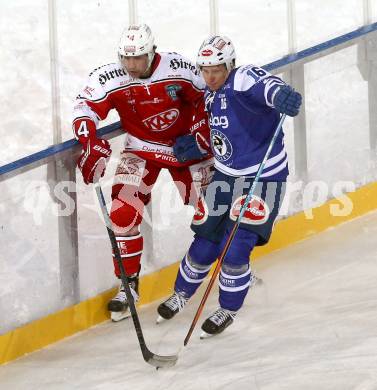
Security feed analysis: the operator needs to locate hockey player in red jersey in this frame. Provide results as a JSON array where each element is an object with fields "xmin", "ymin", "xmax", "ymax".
[{"xmin": 72, "ymin": 24, "xmax": 213, "ymax": 321}]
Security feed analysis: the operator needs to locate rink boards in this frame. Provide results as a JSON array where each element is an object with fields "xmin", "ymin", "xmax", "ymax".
[{"xmin": 1, "ymin": 180, "xmax": 377, "ymax": 365}]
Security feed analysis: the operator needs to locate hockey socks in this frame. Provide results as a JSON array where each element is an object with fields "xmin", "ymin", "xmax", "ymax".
[{"xmin": 112, "ymin": 234, "xmax": 143, "ymax": 277}]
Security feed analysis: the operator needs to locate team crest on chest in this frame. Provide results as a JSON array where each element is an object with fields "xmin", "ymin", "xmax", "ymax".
[
  {"xmin": 210, "ymin": 129, "xmax": 232, "ymax": 162},
  {"xmin": 165, "ymin": 84, "xmax": 182, "ymax": 101}
]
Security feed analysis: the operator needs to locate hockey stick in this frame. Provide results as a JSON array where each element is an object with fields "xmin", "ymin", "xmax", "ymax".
[
  {"xmin": 95, "ymin": 184, "xmax": 178, "ymax": 368},
  {"xmin": 184, "ymin": 114, "xmax": 287, "ymax": 346}
]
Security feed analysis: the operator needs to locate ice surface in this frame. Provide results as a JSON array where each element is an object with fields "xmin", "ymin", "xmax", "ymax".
[{"xmin": 1, "ymin": 211, "xmax": 377, "ymax": 390}]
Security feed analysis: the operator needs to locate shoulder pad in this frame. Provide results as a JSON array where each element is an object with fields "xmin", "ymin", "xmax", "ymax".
[
  {"xmin": 88, "ymin": 63, "xmax": 129, "ymax": 88},
  {"xmin": 161, "ymin": 52, "xmax": 200, "ymax": 77},
  {"xmin": 233, "ymin": 64, "xmax": 271, "ymax": 92}
]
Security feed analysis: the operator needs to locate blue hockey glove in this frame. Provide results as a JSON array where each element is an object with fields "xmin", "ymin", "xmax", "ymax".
[
  {"xmin": 273, "ymin": 85, "xmax": 302, "ymax": 117},
  {"xmin": 173, "ymin": 134, "xmax": 207, "ymax": 163}
]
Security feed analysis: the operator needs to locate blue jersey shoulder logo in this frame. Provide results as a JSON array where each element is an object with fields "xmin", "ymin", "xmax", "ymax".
[{"xmin": 211, "ymin": 129, "xmax": 233, "ymax": 162}]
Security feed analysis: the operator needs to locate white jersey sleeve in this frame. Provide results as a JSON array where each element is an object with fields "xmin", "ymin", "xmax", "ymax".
[
  {"xmin": 72, "ymin": 64, "xmax": 117, "ymax": 142},
  {"xmin": 73, "ymin": 64, "xmax": 116, "ymax": 124},
  {"xmin": 234, "ymin": 64, "xmax": 285, "ymax": 108}
]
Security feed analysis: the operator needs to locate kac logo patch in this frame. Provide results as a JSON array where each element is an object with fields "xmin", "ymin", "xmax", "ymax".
[
  {"xmin": 143, "ymin": 109, "xmax": 179, "ymax": 131},
  {"xmin": 211, "ymin": 129, "xmax": 232, "ymax": 162}
]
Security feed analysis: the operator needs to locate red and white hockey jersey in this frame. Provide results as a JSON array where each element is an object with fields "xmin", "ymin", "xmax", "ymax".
[{"xmin": 72, "ymin": 52, "xmax": 211, "ymax": 166}]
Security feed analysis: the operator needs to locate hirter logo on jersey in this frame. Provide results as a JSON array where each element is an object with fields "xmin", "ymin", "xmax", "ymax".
[
  {"xmin": 142, "ymin": 109, "xmax": 180, "ymax": 131},
  {"xmin": 192, "ymin": 196, "xmax": 208, "ymax": 225},
  {"xmin": 230, "ymin": 195, "xmax": 270, "ymax": 225},
  {"xmin": 201, "ymin": 49, "xmax": 213, "ymax": 56},
  {"xmin": 169, "ymin": 58, "xmax": 200, "ymax": 75}
]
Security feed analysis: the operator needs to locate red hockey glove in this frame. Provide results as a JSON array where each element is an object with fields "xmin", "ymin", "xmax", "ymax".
[{"xmin": 77, "ymin": 138, "xmax": 112, "ymax": 184}]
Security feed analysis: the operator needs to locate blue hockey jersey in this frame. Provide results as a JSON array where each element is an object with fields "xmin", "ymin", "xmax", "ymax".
[{"xmin": 205, "ymin": 64, "xmax": 288, "ymax": 181}]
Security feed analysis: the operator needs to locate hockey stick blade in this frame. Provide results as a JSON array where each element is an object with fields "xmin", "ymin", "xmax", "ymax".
[
  {"xmin": 143, "ymin": 348, "xmax": 179, "ymax": 369},
  {"xmin": 95, "ymin": 185, "xmax": 178, "ymax": 369}
]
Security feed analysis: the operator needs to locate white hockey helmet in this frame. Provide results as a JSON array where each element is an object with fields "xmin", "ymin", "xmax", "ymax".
[
  {"xmin": 197, "ymin": 35, "xmax": 236, "ymax": 72},
  {"xmin": 118, "ymin": 24, "xmax": 156, "ymax": 67}
]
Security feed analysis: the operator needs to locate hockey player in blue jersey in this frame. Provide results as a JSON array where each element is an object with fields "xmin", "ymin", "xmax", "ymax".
[{"xmin": 157, "ymin": 35, "xmax": 302, "ymax": 337}]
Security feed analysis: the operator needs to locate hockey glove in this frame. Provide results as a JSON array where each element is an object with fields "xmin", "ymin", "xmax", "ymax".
[
  {"xmin": 173, "ymin": 134, "xmax": 207, "ymax": 163},
  {"xmin": 273, "ymin": 85, "xmax": 302, "ymax": 117},
  {"xmin": 77, "ymin": 138, "xmax": 112, "ymax": 184}
]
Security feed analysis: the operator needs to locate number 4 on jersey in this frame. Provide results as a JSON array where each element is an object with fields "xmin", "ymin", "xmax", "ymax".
[{"xmin": 77, "ymin": 121, "xmax": 90, "ymax": 138}]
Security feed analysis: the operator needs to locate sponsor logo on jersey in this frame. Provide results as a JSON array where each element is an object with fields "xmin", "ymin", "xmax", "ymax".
[
  {"xmin": 209, "ymin": 113, "xmax": 229, "ymax": 129},
  {"xmin": 83, "ymin": 86, "xmax": 95, "ymax": 97},
  {"xmin": 120, "ymin": 79, "xmax": 134, "ymax": 86},
  {"xmin": 189, "ymin": 118, "xmax": 206, "ymax": 133},
  {"xmin": 140, "ymin": 97, "xmax": 165, "ymax": 105},
  {"xmin": 154, "ymin": 154, "xmax": 177, "ymax": 162},
  {"xmin": 165, "ymin": 84, "xmax": 182, "ymax": 101},
  {"xmin": 210, "ymin": 129, "xmax": 232, "ymax": 162},
  {"xmin": 230, "ymin": 195, "xmax": 270, "ymax": 225},
  {"xmin": 98, "ymin": 68, "xmax": 127, "ymax": 86},
  {"xmin": 142, "ymin": 109, "xmax": 180, "ymax": 131},
  {"xmin": 169, "ymin": 58, "xmax": 200, "ymax": 75},
  {"xmin": 201, "ymin": 49, "xmax": 213, "ymax": 56},
  {"xmin": 114, "ymin": 155, "xmax": 146, "ymax": 186},
  {"xmin": 140, "ymin": 146, "xmax": 175, "ymax": 155},
  {"xmin": 192, "ymin": 196, "xmax": 208, "ymax": 225}
]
